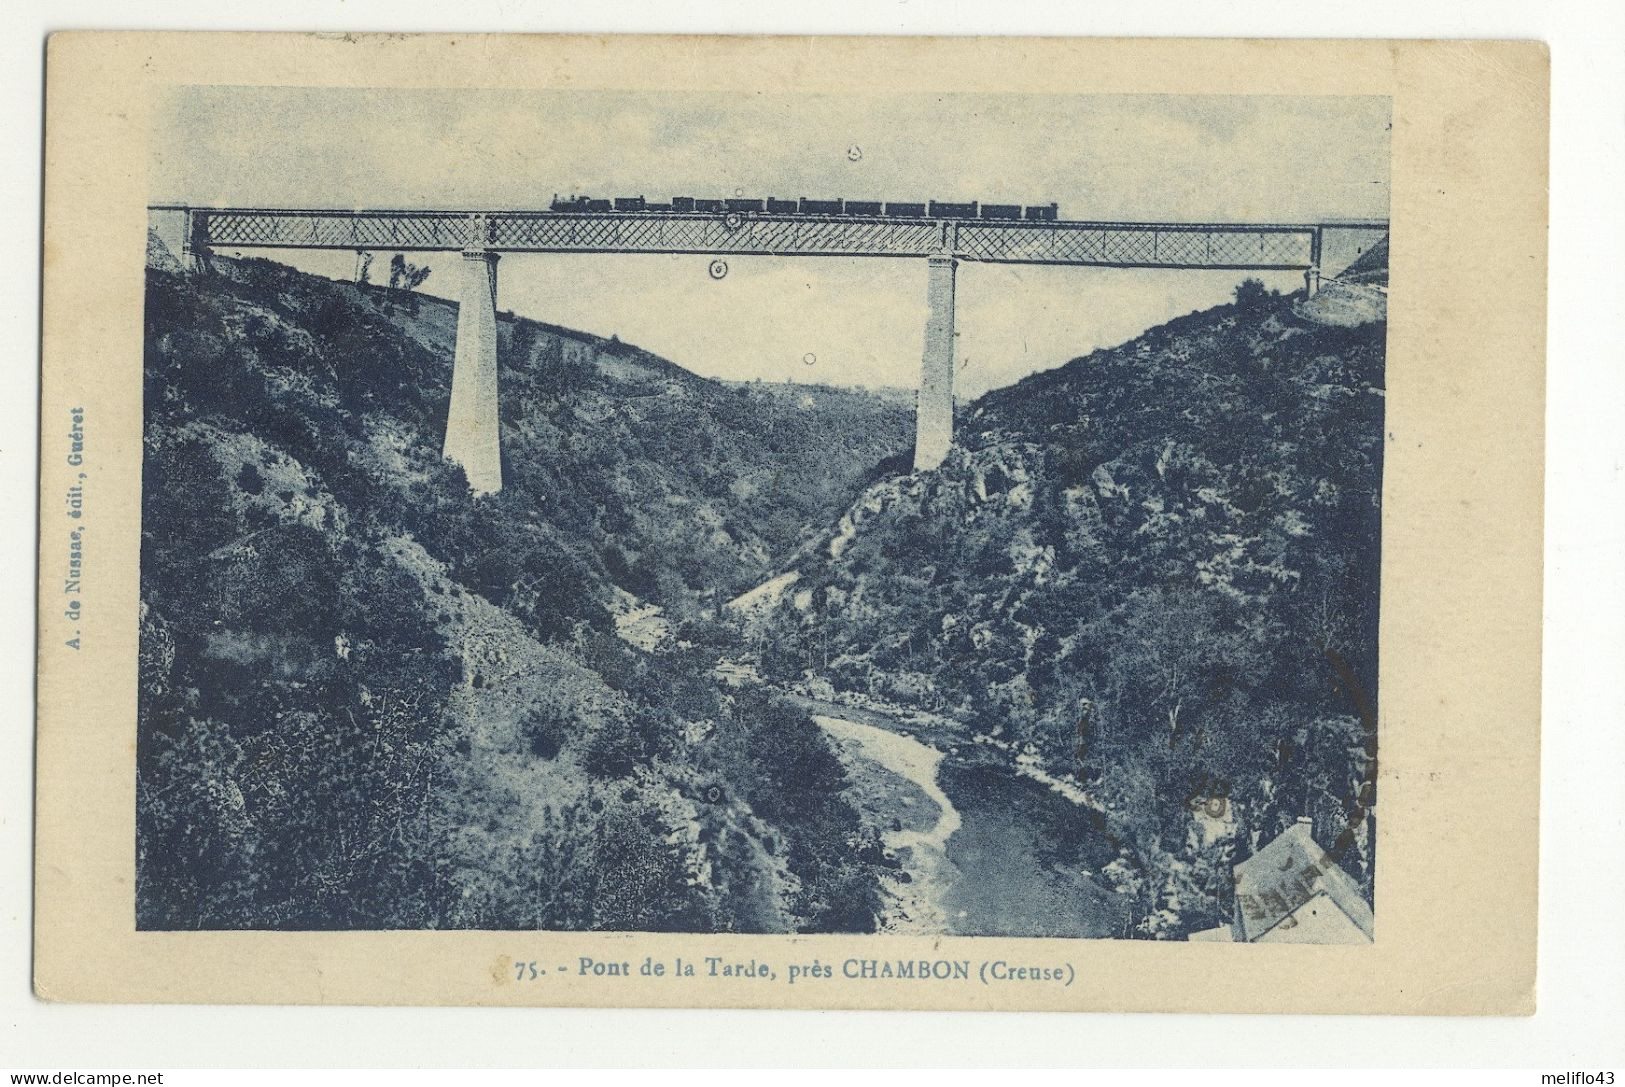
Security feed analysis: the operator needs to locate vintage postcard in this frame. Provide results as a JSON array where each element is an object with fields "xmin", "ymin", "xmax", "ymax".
[{"xmin": 36, "ymin": 33, "xmax": 1545, "ymax": 1012}]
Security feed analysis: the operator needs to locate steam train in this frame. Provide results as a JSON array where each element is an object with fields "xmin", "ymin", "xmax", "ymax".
[{"xmin": 548, "ymin": 194, "xmax": 1061, "ymax": 221}]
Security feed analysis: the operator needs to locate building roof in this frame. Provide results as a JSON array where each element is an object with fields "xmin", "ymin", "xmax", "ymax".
[{"xmin": 1233, "ymin": 820, "xmax": 1374, "ymax": 942}]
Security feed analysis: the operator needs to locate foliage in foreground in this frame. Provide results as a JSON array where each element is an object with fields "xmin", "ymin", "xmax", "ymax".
[
  {"xmin": 758, "ymin": 281, "xmax": 1385, "ymax": 937},
  {"xmin": 136, "ymin": 256, "xmax": 884, "ymax": 932}
]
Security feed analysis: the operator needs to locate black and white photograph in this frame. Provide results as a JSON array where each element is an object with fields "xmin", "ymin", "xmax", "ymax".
[{"xmin": 137, "ymin": 86, "xmax": 1389, "ymax": 943}]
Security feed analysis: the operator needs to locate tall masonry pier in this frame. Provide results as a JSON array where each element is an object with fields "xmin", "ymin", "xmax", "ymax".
[
  {"xmin": 914, "ymin": 256, "xmax": 957, "ymax": 471},
  {"xmin": 442, "ymin": 218, "xmax": 503, "ymax": 494},
  {"xmin": 151, "ymin": 203, "xmax": 1386, "ymax": 496}
]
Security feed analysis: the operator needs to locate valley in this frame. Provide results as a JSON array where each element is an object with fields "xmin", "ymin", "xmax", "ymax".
[{"xmin": 136, "ymin": 239, "xmax": 1384, "ymax": 939}]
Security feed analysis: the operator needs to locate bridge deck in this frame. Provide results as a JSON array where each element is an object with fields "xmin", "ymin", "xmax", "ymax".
[{"xmin": 158, "ymin": 206, "xmax": 1387, "ymax": 271}]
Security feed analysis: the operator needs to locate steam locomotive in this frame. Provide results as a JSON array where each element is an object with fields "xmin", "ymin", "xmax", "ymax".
[{"xmin": 548, "ymin": 194, "xmax": 1061, "ymax": 221}]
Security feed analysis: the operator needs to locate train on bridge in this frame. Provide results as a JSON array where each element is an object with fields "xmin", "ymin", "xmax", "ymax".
[{"xmin": 548, "ymin": 194, "xmax": 1061, "ymax": 221}]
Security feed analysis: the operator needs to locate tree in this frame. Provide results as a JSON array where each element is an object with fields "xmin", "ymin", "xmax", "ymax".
[
  {"xmin": 388, "ymin": 254, "xmax": 432, "ymax": 290},
  {"xmin": 1233, "ymin": 277, "xmax": 1279, "ymax": 311}
]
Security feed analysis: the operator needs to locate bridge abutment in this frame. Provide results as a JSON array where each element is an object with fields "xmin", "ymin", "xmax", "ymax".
[
  {"xmin": 148, "ymin": 206, "xmax": 205, "ymax": 272},
  {"xmin": 1304, "ymin": 227, "xmax": 1326, "ymax": 296},
  {"xmin": 443, "ymin": 248, "xmax": 503, "ymax": 495},
  {"xmin": 913, "ymin": 255, "xmax": 957, "ymax": 472}
]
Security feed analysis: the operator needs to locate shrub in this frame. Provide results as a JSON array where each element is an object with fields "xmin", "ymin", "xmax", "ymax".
[
  {"xmin": 388, "ymin": 254, "xmax": 432, "ymax": 290},
  {"xmin": 1233, "ymin": 277, "xmax": 1280, "ymax": 311}
]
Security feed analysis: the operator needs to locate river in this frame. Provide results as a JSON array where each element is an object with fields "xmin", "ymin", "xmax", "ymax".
[{"xmin": 810, "ymin": 705, "xmax": 1127, "ymax": 939}]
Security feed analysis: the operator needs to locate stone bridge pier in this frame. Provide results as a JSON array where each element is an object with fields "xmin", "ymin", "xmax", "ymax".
[
  {"xmin": 443, "ymin": 244, "xmax": 503, "ymax": 495},
  {"xmin": 913, "ymin": 255, "xmax": 957, "ymax": 472}
]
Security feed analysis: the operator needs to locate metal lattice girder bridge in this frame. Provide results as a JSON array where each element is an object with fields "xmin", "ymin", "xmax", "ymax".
[
  {"xmin": 148, "ymin": 204, "xmax": 1388, "ymax": 492},
  {"xmin": 155, "ymin": 205, "xmax": 1362, "ymax": 271}
]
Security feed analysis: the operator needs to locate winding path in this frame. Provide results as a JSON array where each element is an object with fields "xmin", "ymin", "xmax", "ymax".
[
  {"xmin": 814, "ymin": 714, "xmax": 963, "ymax": 933},
  {"xmin": 814, "ymin": 706, "xmax": 1127, "ymax": 939},
  {"xmin": 815, "ymin": 715, "xmax": 961, "ymax": 851}
]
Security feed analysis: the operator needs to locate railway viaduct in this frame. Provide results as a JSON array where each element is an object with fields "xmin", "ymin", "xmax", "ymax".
[{"xmin": 149, "ymin": 204, "xmax": 1387, "ymax": 495}]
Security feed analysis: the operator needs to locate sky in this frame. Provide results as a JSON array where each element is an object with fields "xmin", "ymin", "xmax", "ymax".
[{"xmin": 154, "ymin": 88, "xmax": 1390, "ymax": 396}]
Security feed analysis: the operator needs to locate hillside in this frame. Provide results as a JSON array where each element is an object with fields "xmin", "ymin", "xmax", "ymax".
[
  {"xmin": 723, "ymin": 379, "xmax": 919, "ymax": 413},
  {"xmin": 752, "ymin": 269, "xmax": 1387, "ymax": 937},
  {"xmin": 136, "ymin": 241, "xmax": 1387, "ymax": 940},
  {"xmin": 136, "ymin": 253, "xmax": 903, "ymax": 931}
]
